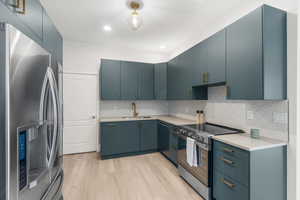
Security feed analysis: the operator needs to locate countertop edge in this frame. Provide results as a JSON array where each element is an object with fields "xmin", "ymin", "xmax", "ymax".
[
  {"xmin": 212, "ymin": 136, "xmax": 287, "ymax": 151},
  {"xmin": 99, "ymin": 115, "xmax": 195, "ymax": 126}
]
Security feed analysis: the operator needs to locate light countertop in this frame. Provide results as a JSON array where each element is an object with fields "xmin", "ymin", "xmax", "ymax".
[
  {"xmin": 99, "ymin": 115, "xmax": 195, "ymax": 126},
  {"xmin": 212, "ymin": 134, "xmax": 287, "ymax": 151}
]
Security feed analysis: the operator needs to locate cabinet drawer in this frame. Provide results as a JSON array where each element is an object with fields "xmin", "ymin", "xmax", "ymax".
[
  {"xmin": 214, "ymin": 141, "xmax": 249, "ymax": 159},
  {"xmin": 213, "ymin": 150, "xmax": 249, "ymax": 186},
  {"xmin": 213, "ymin": 170, "xmax": 249, "ymax": 200}
]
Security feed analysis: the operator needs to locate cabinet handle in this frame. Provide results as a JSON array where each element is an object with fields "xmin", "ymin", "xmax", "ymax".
[
  {"xmin": 221, "ymin": 178, "xmax": 235, "ymax": 188},
  {"xmin": 106, "ymin": 124, "xmax": 117, "ymax": 127},
  {"xmin": 223, "ymin": 148, "xmax": 234, "ymax": 153},
  {"xmin": 202, "ymin": 72, "xmax": 209, "ymax": 83},
  {"xmin": 220, "ymin": 157, "xmax": 234, "ymax": 165},
  {"xmin": 10, "ymin": 0, "xmax": 26, "ymax": 14},
  {"xmin": 206, "ymin": 72, "xmax": 209, "ymax": 83}
]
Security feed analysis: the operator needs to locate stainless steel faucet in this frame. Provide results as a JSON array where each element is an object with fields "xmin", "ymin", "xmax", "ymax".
[{"xmin": 132, "ymin": 102, "xmax": 138, "ymax": 117}]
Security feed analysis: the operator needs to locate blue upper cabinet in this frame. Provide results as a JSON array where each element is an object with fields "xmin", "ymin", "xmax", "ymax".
[
  {"xmin": 167, "ymin": 57, "xmax": 180, "ymax": 100},
  {"xmin": 43, "ymin": 10, "xmax": 63, "ymax": 64},
  {"xmin": 4, "ymin": 0, "xmax": 43, "ymax": 40},
  {"xmin": 191, "ymin": 30, "xmax": 226, "ymax": 86},
  {"xmin": 138, "ymin": 63, "xmax": 154, "ymax": 100},
  {"xmin": 100, "ymin": 60, "xmax": 155, "ymax": 100},
  {"xmin": 226, "ymin": 5, "xmax": 287, "ymax": 100},
  {"xmin": 0, "ymin": 1, "xmax": 62, "ymax": 64},
  {"xmin": 101, "ymin": 59, "xmax": 121, "ymax": 100},
  {"xmin": 121, "ymin": 61, "xmax": 139, "ymax": 100},
  {"xmin": 205, "ymin": 30, "xmax": 226, "ymax": 85},
  {"xmin": 154, "ymin": 63, "xmax": 167, "ymax": 100}
]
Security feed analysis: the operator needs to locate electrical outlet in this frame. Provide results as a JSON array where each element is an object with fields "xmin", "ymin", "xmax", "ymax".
[
  {"xmin": 247, "ymin": 111, "xmax": 254, "ymax": 120},
  {"xmin": 273, "ymin": 112, "xmax": 288, "ymax": 124}
]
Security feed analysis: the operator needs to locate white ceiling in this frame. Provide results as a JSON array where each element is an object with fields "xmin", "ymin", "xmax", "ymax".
[{"xmin": 41, "ymin": 0, "xmax": 296, "ymax": 61}]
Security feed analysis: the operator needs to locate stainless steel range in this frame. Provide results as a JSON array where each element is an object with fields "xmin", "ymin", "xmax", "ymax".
[{"xmin": 173, "ymin": 123, "xmax": 242, "ymax": 200}]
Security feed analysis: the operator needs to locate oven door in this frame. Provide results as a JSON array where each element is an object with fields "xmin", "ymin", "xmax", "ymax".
[{"xmin": 177, "ymin": 135, "xmax": 210, "ymax": 187}]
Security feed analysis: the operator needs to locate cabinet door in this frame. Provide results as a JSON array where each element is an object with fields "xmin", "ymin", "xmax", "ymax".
[
  {"xmin": 140, "ymin": 120, "xmax": 157, "ymax": 151},
  {"xmin": 190, "ymin": 42, "xmax": 207, "ymax": 86},
  {"xmin": 158, "ymin": 63, "xmax": 167, "ymax": 99},
  {"xmin": 121, "ymin": 61, "xmax": 139, "ymax": 100},
  {"xmin": 226, "ymin": 7, "xmax": 263, "ymax": 99},
  {"xmin": 154, "ymin": 64, "xmax": 160, "ymax": 99},
  {"xmin": 167, "ymin": 57, "xmax": 179, "ymax": 100},
  {"xmin": 101, "ymin": 122, "xmax": 140, "ymax": 156},
  {"xmin": 158, "ymin": 122, "xmax": 170, "ymax": 153},
  {"xmin": 139, "ymin": 63, "xmax": 154, "ymax": 100},
  {"xmin": 155, "ymin": 63, "xmax": 167, "ymax": 100},
  {"xmin": 206, "ymin": 30, "xmax": 226, "ymax": 85},
  {"xmin": 5, "ymin": 0, "xmax": 43, "ymax": 39},
  {"xmin": 180, "ymin": 51, "xmax": 194, "ymax": 99},
  {"xmin": 100, "ymin": 59, "xmax": 121, "ymax": 100},
  {"xmin": 119, "ymin": 122, "xmax": 140, "ymax": 153},
  {"xmin": 101, "ymin": 123, "xmax": 120, "ymax": 156}
]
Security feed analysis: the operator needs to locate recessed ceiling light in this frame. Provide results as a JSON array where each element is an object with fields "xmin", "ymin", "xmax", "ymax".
[
  {"xmin": 160, "ymin": 45, "xmax": 166, "ymax": 49},
  {"xmin": 103, "ymin": 25, "xmax": 112, "ymax": 32}
]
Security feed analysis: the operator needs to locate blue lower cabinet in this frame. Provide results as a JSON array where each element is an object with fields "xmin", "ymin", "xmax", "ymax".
[
  {"xmin": 140, "ymin": 120, "xmax": 157, "ymax": 151},
  {"xmin": 101, "ymin": 121, "xmax": 140, "ymax": 156},
  {"xmin": 157, "ymin": 122, "xmax": 170, "ymax": 153},
  {"xmin": 213, "ymin": 170, "xmax": 249, "ymax": 200},
  {"xmin": 213, "ymin": 140, "xmax": 287, "ymax": 200},
  {"xmin": 101, "ymin": 120, "xmax": 158, "ymax": 159}
]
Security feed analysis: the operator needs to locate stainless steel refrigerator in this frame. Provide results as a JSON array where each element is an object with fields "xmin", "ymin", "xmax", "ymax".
[{"xmin": 0, "ymin": 24, "xmax": 63, "ymax": 200}]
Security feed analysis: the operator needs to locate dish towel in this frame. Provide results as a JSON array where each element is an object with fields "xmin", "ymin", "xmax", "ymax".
[{"xmin": 186, "ymin": 137, "xmax": 199, "ymax": 167}]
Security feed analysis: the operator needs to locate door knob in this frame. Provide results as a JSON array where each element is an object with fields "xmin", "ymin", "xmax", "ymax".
[{"xmin": 92, "ymin": 115, "xmax": 96, "ymax": 119}]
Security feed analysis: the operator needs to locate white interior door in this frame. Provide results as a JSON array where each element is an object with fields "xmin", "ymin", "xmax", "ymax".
[{"xmin": 63, "ymin": 73, "xmax": 98, "ymax": 154}]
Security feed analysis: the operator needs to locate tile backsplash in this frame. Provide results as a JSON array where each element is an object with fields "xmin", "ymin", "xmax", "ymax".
[
  {"xmin": 99, "ymin": 86, "xmax": 288, "ymax": 141},
  {"xmin": 99, "ymin": 100, "xmax": 169, "ymax": 117},
  {"xmin": 169, "ymin": 86, "xmax": 289, "ymax": 141}
]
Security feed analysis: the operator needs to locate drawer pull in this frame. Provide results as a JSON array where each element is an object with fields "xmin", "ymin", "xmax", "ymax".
[
  {"xmin": 222, "ymin": 178, "xmax": 235, "ymax": 188},
  {"xmin": 106, "ymin": 124, "xmax": 117, "ymax": 126},
  {"xmin": 223, "ymin": 148, "xmax": 234, "ymax": 153},
  {"xmin": 220, "ymin": 157, "xmax": 234, "ymax": 165}
]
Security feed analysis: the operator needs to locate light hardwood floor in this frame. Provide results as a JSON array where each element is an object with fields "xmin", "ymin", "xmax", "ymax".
[{"xmin": 63, "ymin": 152, "xmax": 204, "ymax": 200}]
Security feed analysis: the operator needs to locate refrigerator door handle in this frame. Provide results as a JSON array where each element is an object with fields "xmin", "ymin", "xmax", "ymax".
[{"xmin": 39, "ymin": 67, "xmax": 60, "ymax": 169}]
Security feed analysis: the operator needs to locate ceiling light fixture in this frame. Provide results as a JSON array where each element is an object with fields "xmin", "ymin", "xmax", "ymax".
[
  {"xmin": 103, "ymin": 25, "xmax": 112, "ymax": 32},
  {"xmin": 160, "ymin": 45, "xmax": 166, "ymax": 49},
  {"xmin": 126, "ymin": 0, "xmax": 144, "ymax": 31}
]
